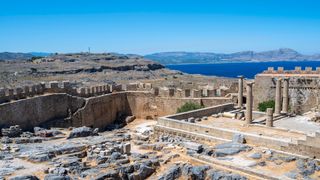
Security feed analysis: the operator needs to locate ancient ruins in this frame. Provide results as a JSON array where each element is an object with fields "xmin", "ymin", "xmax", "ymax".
[{"xmin": 0, "ymin": 66, "xmax": 320, "ymax": 180}]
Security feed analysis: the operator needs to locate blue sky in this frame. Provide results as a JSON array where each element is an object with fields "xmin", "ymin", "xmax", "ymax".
[{"xmin": 0, "ymin": 0, "xmax": 319, "ymax": 55}]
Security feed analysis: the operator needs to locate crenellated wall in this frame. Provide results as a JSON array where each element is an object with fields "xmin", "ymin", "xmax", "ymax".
[{"xmin": 254, "ymin": 67, "xmax": 320, "ymax": 114}]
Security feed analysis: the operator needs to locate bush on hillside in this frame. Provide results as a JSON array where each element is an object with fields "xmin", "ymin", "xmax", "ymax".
[
  {"xmin": 258, "ymin": 100, "xmax": 275, "ymax": 112},
  {"xmin": 177, "ymin": 102, "xmax": 204, "ymax": 113}
]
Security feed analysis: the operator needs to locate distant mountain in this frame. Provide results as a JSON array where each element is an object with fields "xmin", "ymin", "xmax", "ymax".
[
  {"xmin": 145, "ymin": 48, "xmax": 320, "ymax": 64},
  {"xmin": 0, "ymin": 52, "xmax": 51, "ymax": 61},
  {"xmin": 0, "ymin": 52, "xmax": 34, "ymax": 61}
]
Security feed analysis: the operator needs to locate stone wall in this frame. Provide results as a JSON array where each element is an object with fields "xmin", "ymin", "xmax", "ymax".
[
  {"xmin": 253, "ymin": 67, "xmax": 320, "ymax": 113},
  {"xmin": 71, "ymin": 92, "xmax": 131, "ymax": 129},
  {"xmin": 0, "ymin": 91, "xmax": 232, "ymax": 131},
  {"xmin": 0, "ymin": 94, "xmax": 85, "ymax": 131}
]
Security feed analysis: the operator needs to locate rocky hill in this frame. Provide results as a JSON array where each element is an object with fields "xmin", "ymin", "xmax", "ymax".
[
  {"xmin": 0, "ymin": 52, "xmax": 34, "ymax": 61},
  {"xmin": 0, "ymin": 53, "xmax": 181, "ymax": 88},
  {"xmin": 145, "ymin": 48, "xmax": 320, "ymax": 64}
]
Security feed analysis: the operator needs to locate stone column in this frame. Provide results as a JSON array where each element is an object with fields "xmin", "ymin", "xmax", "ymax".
[
  {"xmin": 275, "ymin": 78, "xmax": 282, "ymax": 115},
  {"xmin": 266, "ymin": 108, "xmax": 274, "ymax": 127},
  {"xmin": 237, "ymin": 75, "xmax": 244, "ymax": 108},
  {"xmin": 245, "ymin": 82, "xmax": 254, "ymax": 125},
  {"xmin": 282, "ymin": 78, "xmax": 289, "ymax": 114}
]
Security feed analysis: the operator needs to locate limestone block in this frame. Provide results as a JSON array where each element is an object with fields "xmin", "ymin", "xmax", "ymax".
[
  {"xmin": 192, "ymin": 89, "xmax": 201, "ymax": 98},
  {"xmin": 159, "ymin": 87, "xmax": 169, "ymax": 97},
  {"xmin": 63, "ymin": 81, "xmax": 71, "ymax": 91},
  {"xmin": 138, "ymin": 83, "xmax": 145, "ymax": 89},
  {"xmin": 305, "ymin": 67, "xmax": 312, "ymax": 74},
  {"xmin": 145, "ymin": 83, "xmax": 152, "ymax": 90},
  {"xmin": 277, "ymin": 67, "xmax": 284, "ymax": 73},
  {"xmin": 49, "ymin": 81, "xmax": 59, "ymax": 89},
  {"xmin": 267, "ymin": 67, "xmax": 274, "ymax": 73},
  {"xmin": 126, "ymin": 83, "xmax": 138, "ymax": 91},
  {"xmin": 294, "ymin": 66, "xmax": 302, "ymax": 73},
  {"xmin": 175, "ymin": 88, "xmax": 183, "ymax": 98},
  {"xmin": 91, "ymin": 87, "xmax": 96, "ymax": 95},
  {"xmin": 16, "ymin": 87, "xmax": 24, "ymax": 99}
]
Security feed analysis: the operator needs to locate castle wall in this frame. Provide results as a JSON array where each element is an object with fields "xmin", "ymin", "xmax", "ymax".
[
  {"xmin": 70, "ymin": 92, "xmax": 131, "ymax": 130},
  {"xmin": 253, "ymin": 67, "xmax": 320, "ymax": 114},
  {"xmin": 0, "ymin": 94, "xmax": 85, "ymax": 131}
]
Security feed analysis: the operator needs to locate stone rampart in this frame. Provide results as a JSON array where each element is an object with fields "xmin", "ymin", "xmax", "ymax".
[
  {"xmin": 0, "ymin": 94, "xmax": 85, "ymax": 131},
  {"xmin": 254, "ymin": 67, "xmax": 320, "ymax": 113},
  {"xmin": 262, "ymin": 66, "xmax": 320, "ymax": 74}
]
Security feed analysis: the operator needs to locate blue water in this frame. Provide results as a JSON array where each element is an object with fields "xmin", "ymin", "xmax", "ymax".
[{"xmin": 166, "ymin": 61, "xmax": 320, "ymax": 79}]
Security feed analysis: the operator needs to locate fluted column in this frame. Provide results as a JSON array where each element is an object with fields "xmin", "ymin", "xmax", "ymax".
[
  {"xmin": 237, "ymin": 75, "xmax": 244, "ymax": 108},
  {"xmin": 275, "ymin": 78, "xmax": 282, "ymax": 115},
  {"xmin": 282, "ymin": 78, "xmax": 289, "ymax": 114},
  {"xmin": 245, "ymin": 82, "xmax": 254, "ymax": 125},
  {"xmin": 266, "ymin": 108, "xmax": 274, "ymax": 127}
]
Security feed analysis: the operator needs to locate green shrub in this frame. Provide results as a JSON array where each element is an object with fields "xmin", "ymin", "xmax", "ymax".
[
  {"xmin": 258, "ymin": 100, "xmax": 275, "ymax": 112},
  {"xmin": 177, "ymin": 102, "xmax": 204, "ymax": 113}
]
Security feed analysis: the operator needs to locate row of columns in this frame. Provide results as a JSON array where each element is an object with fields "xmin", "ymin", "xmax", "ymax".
[
  {"xmin": 237, "ymin": 76, "xmax": 289, "ymax": 126},
  {"xmin": 275, "ymin": 78, "xmax": 289, "ymax": 115}
]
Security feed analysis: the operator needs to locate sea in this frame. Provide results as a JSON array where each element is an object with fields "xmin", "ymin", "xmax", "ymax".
[{"xmin": 166, "ymin": 61, "xmax": 320, "ymax": 79}]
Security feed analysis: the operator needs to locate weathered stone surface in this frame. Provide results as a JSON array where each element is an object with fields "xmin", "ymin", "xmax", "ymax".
[
  {"xmin": 9, "ymin": 175, "xmax": 39, "ymax": 180},
  {"xmin": 125, "ymin": 116, "xmax": 136, "ymax": 123},
  {"xmin": 1, "ymin": 125, "xmax": 22, "ymax": 137},
  {"xmin": 214, "ymin": 142, "xmax": 250, "ymax": 157},
  {"xmin": 67, "ymin": 126, "xmax": 99, "ymax": 139},
  {"xmin": 44, "ymin": 174, "xmax": 71, "ymax": 180},
  {"xmin": 158, "ymin": 165, "xmax": 181, "ymax": 180},
  {"xmin": 183, "ymin": 142, "xmax": 203, "ymax": 153},
  {"xmin": 94, "ymin": 170, "xmax": 120, "ymax": 180},
  {"xmin": 232, "ymin": 133, "xmax": 245, "ymax": 144},
  {"xmin": 248, "ymin": 152, "xmax": 262, "ymax": 159}
]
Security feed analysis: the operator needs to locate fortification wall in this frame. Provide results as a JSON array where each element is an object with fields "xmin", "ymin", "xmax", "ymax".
[
  {"xmin": 70, "ymin": 92, "xmax": 131, "ymax": 130},
  {"xmin": 253, "ymin": 67, "xmax": 320, "ymax": 113},
  {"xmin": 0, "ymin": 94, "xmax": 85, "ymax": 131}
]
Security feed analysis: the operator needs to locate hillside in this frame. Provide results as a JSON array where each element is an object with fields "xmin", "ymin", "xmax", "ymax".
[{"xmin": 145, "ymin": 48, "xmax": 320, "ymax": 64}]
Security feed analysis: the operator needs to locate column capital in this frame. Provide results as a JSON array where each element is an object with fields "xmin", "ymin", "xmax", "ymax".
[
  {"xmin": 246, "ymin": 81, "xmax": 254, "ymax": 86},
  {"xmin": 237, "ymin": 75, "xmax": 244, "ymax": 79}
]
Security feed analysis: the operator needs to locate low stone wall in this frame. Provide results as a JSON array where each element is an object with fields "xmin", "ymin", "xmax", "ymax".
[
  {"xmin": 166, "ymin": 103, "xmax": 234, "ymax": 120},
  {"xmin": 156, "ymin": 105, "xmax": 320, "ymax": 158},
  {"xmin": 0, "ymin": 94, "xmax": 85, "ymax": 131}
]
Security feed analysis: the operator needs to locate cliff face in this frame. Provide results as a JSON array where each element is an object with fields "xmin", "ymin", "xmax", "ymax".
[{"xmin": 145, "ymin": 48, "xmax": 320, "ymax": 64}]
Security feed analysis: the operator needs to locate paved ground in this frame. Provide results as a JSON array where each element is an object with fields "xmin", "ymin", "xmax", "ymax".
[
  {"xmin": 198, "ymin": 116, "xmax": 306, "ymax": 141},
  {"xmin": 274, "ymin": 115, "xmax": 320, "ymax": 134}
]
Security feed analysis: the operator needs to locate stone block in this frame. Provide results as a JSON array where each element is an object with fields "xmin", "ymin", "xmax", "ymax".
[
  {"xmin": 16, "ymin": 87, "xmax": 24, "ymax": 99},
  {"xmin": 277, "ymin": 67, "xmax": 284, "ymax": 73},
  {"xmin": 295, "ymin": 66, "xmax": 302, "ymax": 73},
  {"xmin": 63, "ymin": 81, "xmax": 71, "ymax": 89},
  {"xmin": 49, "ymin": 81, "xmax": 59, "ymax": 89},
  {"xmin": 145, "ymin": 83, "xmax": 152, "ymax": 90},
  {"xmin": 305, "ymin": 67, "xmax": 312, "ymax": 73},
  {"xmin": 159, "ymin": 87, "xmax": 169, "ymax": 97},
  {"xmin": 267, "ymin": 67, "xmax": 274, "ymax": 73},
  {"xmin": 127, "ymin": 83, "xmax": 138, "ymax": 91},
  {"xmin": 122, "ymin": 143, "xmax": 131, "ymax": 155},
  {"xmin": 192, "ymin": 89, "xmax": 201, "ymax": 98}
]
